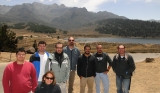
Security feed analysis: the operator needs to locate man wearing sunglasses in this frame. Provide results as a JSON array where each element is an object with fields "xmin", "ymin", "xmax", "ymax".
[{"xmin": 63, "ymin": 36, "xmax": 81, "ymax": 93}]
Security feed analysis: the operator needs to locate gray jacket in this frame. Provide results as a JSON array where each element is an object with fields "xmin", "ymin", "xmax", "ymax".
[
  {"xmin": 63, "ymin": 46, "xmax": 80, "ymax": 70},
  {"xmin": 45, "ymin": 53, "xmax": 70, "ymax": 83}
]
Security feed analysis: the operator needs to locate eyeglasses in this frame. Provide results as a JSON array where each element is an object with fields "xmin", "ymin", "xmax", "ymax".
[
  {"xmin": 119, "ymin": 48, "xmax": 125, "ymax": 49},
  {"xmin": 69, "ymin": 40, "xmax": 74, "ymax": 42},
  {"xmin": 45, "ymin": 77, "xmax": 54, "ymax": 80},
  {"xmin": 17, "ymin": 54, "xmax": 25, "ymax": 56},
  {"xmin": 56, "ymin": 47, "xmax": 63, "ymax": 49}
]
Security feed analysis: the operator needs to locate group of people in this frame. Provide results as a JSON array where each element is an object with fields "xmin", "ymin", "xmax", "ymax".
[{"xmin": 2, "ymin": 36, "xmax": 136, "ymax": 93}]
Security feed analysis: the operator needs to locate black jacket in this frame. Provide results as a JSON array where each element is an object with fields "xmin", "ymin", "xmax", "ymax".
[
  {"xmin": 35, "ymin": 82, "xmax": 61, "ymax": 93},
  {"xmin": 77, "ymin": 54, "xmax": 96, "ymax": 77},
  {"xmin": 94, "ymin": 52, "xmax": 112, "ymax": 73},
  {"xmin": 112, "ymin": 53, "xmax": 136, "ymax": 77}
]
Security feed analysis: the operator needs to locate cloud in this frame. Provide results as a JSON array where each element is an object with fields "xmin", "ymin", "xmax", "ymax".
[
  {"xmin": 114, "ymin": 0, "xmax": 117, "ymax": 3},
  {"xmin": 146, "ymin": 0, "xmax": 152, "ymax": 2},
  {"xmin": 6, "ymin": 0, "xmax": 11, "ymax": 1},
  {"xmin": 58, "ymin": 0, "xmax": 116, "ymax": 11},
  {"xmin": 39, "ymin": 0, "xmax": 44, "ymax": 2},
  {"xmin": 130, "ymin": 0, "xmax": 160, "ymax": 3}
]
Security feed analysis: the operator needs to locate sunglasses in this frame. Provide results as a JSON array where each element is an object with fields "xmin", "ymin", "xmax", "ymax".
[
  {"xmin": 69, "ymin": 40, "xmax": 74, "ymax": 42},
  {"xmin": 45, "ymin": 77, "xmax": 54, "ymax": 80}
]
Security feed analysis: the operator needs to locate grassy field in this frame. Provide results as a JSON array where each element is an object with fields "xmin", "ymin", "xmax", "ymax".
[
  {"xmin": 9, "ymin": 29, "xmax": 160, "ymax": 53},
  {"xmin": 17, "ymin": 37, "xmax": 160, "ymax": 54}
]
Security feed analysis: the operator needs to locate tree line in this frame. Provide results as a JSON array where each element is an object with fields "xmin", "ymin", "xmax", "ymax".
[
  {"xmin": 95, "ymin": 19, "xmax": 160, "ymax": 38},
  {"xmin": 9, "ymin": 22, "xmax": 56, "ymax": 33}
]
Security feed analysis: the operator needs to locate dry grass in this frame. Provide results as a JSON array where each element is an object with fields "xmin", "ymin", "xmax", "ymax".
[
  {"xmin": 10, "ymin": 28, "xmax": 160, "ymax": 53},
  {"xmin": 11, "ymin": 29, "xmax": 160, "ymax": 53}
]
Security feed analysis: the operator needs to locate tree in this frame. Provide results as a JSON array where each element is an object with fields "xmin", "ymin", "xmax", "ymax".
[
  {"xmin": 32, "ymin": 40, "xmax": 38, "ymax": 52},
  {"xmin": 0, "ymin": 25, "xmax": 18, "ymax": 52},
  {"xmin": 17, "ymin": 36, "xmax": 24, "ymax": 40},
  {"xmin": 57, "ymin": 36, "xmax": 60, "ymax": 40},
  {"xmin": 63, "ymin": 31, "xmax": 68, "ymax": 34}
]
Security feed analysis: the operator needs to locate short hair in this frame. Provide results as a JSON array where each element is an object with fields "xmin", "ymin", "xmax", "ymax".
[
  {"xmin": 55, "ymin": 42, "xmax": 63, "ymax": 47},
  {"xmin": 16, "ymin": 48, "xmax": 26, "ymax": 54},
  {"xmin": 96, "ymin": 44, "xmax": 102, "ymax": 48},
  {"xmin": 84, "ymin": 44, "xmax": 91, "ymax": 50},
  {"xmin": 117, "ymin": 45, "xmax": 125, "ymax": 49},
  {"xmin": 42, "ymin": 71, "xmax": 56, "ymax": 85},
  {"xmin": 68, "ymin": 36, "xmax": 74, "ymax": 40},
  {"xmin": 38, "ymin": 41, "xmax": 46, "ymax": 46}
]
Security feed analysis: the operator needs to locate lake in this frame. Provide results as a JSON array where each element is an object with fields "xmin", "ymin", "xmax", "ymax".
[{"xmin": 75, "ymin": 37, "xmax": 160, "ymax": 44}]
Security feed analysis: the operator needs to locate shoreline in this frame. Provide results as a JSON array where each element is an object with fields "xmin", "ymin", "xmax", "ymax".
[{"xmin": 75, "ymin": 37, "xmax": 160, "ymax": 44}]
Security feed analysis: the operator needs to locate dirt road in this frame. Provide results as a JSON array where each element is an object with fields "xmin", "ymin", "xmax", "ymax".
[{"xmin": 0, "ymin": 63, "xmax": 8, "ymax": 93}]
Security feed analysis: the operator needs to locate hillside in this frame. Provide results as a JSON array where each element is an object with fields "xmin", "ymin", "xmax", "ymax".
[
  {"xmin": 0, "ymin": 2, "xmax": 126, "ymax": 30},
  {"xmin": 95, "ymin": 19, "xmax": 160, "ymax": 38}
]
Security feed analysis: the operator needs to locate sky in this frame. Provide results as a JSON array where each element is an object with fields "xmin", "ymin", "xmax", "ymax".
[{"xmin": 0, "ymin": 0, "xmax": 160, "ymax": 20}]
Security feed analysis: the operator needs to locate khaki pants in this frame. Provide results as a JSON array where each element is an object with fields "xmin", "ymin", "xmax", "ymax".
[
  {"xmin": 80, "ymin": 77, "xmax": 94, "ymax": 93},
  {"xmin": 68, "ymin": 70, "xmax": 76, "ymax": 93}
]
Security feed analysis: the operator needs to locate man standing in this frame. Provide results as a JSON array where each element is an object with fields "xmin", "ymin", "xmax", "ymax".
[
  {"xmin": 112, "ymin": 45, "xmax": 136, "ymax": 93},
  {"xmin": 2, "ymin": 48, "xmax": 37, "ymax": 93},
  {"xmin": 77, "ymin": 44, "xmax": 96, "ymax": 93},
  {"xmin": 63, "ymin": 36, "xmax": 81, "ymax": 93},
  {"xmin": 45, "ymin": 42, "xmax": 70, "ymax": 93},
  {"xmin": 94, "ymin": 44, "xmax": 112, "ymax": 93},
  {"xmin": 29, "ymin": 41, "xmax": 49, "ymax": 83}
]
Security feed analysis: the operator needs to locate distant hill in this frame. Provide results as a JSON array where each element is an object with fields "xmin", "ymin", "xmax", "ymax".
[
  {"xmin": 95, "ymin": 19, "xmax": 160, "ymax": 38},
  {"xmin": 0, "ymin": 2, "xmax": 127, "ymax": 30},
  {"xmin": 0, "ymin": 5, "xmax": 12, "ymax": 14}
]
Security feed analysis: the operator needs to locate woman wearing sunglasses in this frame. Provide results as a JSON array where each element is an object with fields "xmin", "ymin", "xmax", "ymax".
[{"xmin": 35, "ymin": 71, "xmax": 61, "ymax": 93}]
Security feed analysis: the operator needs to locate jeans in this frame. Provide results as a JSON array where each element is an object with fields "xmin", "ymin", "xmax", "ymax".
[
  {"xmin": 116, "ymin": 75, "xmax": 130, "ymax": 93},
  {"xmin": 95, "ymin": 73, "xmax": 109, "ymax": 93}
]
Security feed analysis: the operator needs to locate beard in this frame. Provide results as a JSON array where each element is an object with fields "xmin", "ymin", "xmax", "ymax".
[
  {"xmin": 85, "ymin": 52, "xmax": 90, "ymax": 55},
  {"xmin": 97, "ymin": 51, "xmax": 102, "ymax": 54},
  {"xmin": 69, "ymin": 43, "xmax": 74, "ymax": 46}
]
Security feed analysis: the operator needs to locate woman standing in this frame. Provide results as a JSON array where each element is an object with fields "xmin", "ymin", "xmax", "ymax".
[{"xmin": 35, "ymin": 71, "xmax": 61, "ymax": 93}]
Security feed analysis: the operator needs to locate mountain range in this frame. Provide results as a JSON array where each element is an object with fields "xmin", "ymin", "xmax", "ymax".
[{"xmin": 0, "ymin": 2, "xmax": 127, "ymax": 30}]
